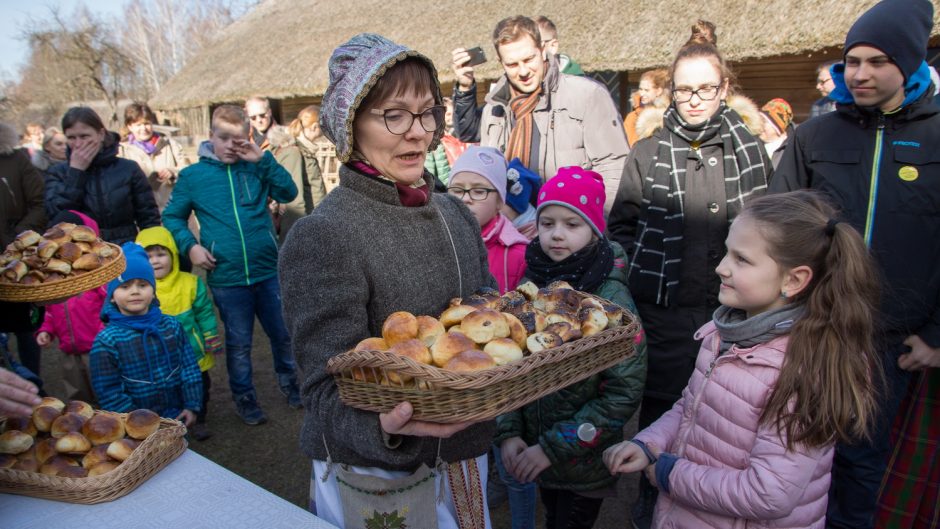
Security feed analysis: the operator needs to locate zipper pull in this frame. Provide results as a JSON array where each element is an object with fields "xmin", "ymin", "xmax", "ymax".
[
  {"xmin": 877, "ymin": 113, "xmax": 886, "ymax": 130},
  {"xmin": 704, "ymin": 358, "xmax": 718, "ymax": 378}
]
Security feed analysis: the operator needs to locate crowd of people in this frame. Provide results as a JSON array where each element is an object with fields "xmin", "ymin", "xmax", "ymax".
[{"xmin": 0, "ymin": 1, "xmax": 938, "ymax": 528}]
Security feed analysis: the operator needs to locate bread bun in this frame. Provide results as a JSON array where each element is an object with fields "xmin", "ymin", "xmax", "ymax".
[
  {"xmin": 51, "ymin": 412, "xmax": 87, "ymax": 438},
  {"xmin": 88, "ymin": 460, "xmax": 121, "ymax": 477},
  {"xmin": 57, "ymin": 464, "xmax": 89, "ymax": 478},
  {"xmin": 82, "ymin": 444, "xmax": 115, "ymax": 469},
  {"xmin": 447, "ymin": 325, "xmax": 465, "ymax": 335},
  {"xmin": 82, "ymin": 414, "xmax": 125, "ymax": 445},
  {"xmin": 515, "ymin": 281, "xmax": 539, "ymax": 301},
  {"xmin": 20, "ymin": 270, "xmax": 45, "ymax": 285},
  {"xmin": 54, "ymin": 242, "xmax": 83, "ymax": 263},
  {"xmin": 106, "ymin": 438, "xmax": 141, "ymax": 461},
  {"xmin": 350, "ymin": 337, "xmax": 387, "ymax": 382},
  {"xmin": 385, "ymin": 339, "xmax": 432, "ymax": 385},
  {"xmin": 415, "ymin": 316, "xmax": 445, "ymax": 348},
  {"xmin": 501, "ymin": 312, "xmax": 528, "ymax": 349},
  {"xmin": 42, "ymin": 227, "xmax": 70, "ymax": 245},
  {"xmin": 381, "ymin": 311, "xmax": 419, "ymax": 346},
  {"xmin": 497, "ymin": 290, "xmax": 527, "ymax": 313},
  {"xmin": 72, "ymin": 253, "xmax": 102, "ymax": 271},
  {"xmin": 42, "ymin": 258, "xmax": 72, "ymax": 275},
  {"xmin": 49, "ymin": 222, "xmax": 77, "ymax": 235},
  {"xmin": 65, "ymin": 400, "xmax": 95, "ymax": 420},
  {"xmin": 0, "ymin": 454, "xmax": 16, "ymax": 468},
  {"xmin": 92, "ymin": 241, "xmax": 116, "ymax": 258},
  {"xmin": 40, "ymin": 455, "xmax": 80, "ymax": 475},
  {"xmin": 579, "ymin": 307, "xmax": 610, "ymax": 337},
  {"xmin": 13, "ymin": 452, "xmax": 39, "ymax": 472},
  {"xmin": 2, "ymin": 416, "xmax": 37, "ymax": 437},
  {"xmin": 55, "ymin": 432, "xmax": 92, "ymax": 455},
  {"xmin": 13, "ymin": 230, "xmax": 41, "ymax": 250},
  {"xmin": 601, "ymin": 302, "xmax": 624, "ymax": 328},
  {"xmin": 70, "ymin": 225, "xmax": 97, "ymax": 242},
  {"xmin": 36, "ymin": 240, "xmax": 59, "ymax": 259},
  {"xmin": 545, "ymin": 310, "xmax": 579, "ymax": 328},
  {"xmin": 439, "ymin": 304, "xmax": 477, "ymax": 328},
  {"xmin": 32, "ymin": 405, "xmax": 62, "ymax": 432},
  {"xmin": 534, "ymin": 287, "xmax": 583, "ymax": 313},
  {"xmin": 580, "ymin": 296, "xmax": 605, "ymax": 311},
  {"xmin": 35, "ymin": 437, "xmax": 59, "ymax": 464},
  {"xmin": 75, "ymin": 241, "xmax": 92, "ymax": 253},
  {"xmin": 2, "ymin": 259, "xmax": 27, "ymax": 282},
  {"xmin": 526, "ymin": 332, "xmax": 564, "ymax": 353},
  {"xmin": 125, "ymin": 409, "xmax": 161, "ymax": 440},
  {"xmin": 544, "ymin": 322, "xmax": 583, "ymax": 343},
  {"xmin": 461, "ymin": 309, "xmax": 510, "ymax": 344},
  {"xmin": 444, "ymin": 350, "xmax": 496, "ymax": 373},
  {"xmin": 514, "ymin": 311, "xmax": 538, "ymax": 335},
  {"xmin": 534, "ymin": 311, "xmax": 550, "ymax": 332},
  {"xmin": 430, "ymin": 332, "xmax": 478, "ymax": 368},
  {"xmin": 0, "ymin": 430, "xmax": 34, "ymax": 454},
  {"xmin": 40, "ymin": 396, "xmax": 66, "ymax": 411},
  {"xmin": 484, "ymin": 338, "xmax": 524, "ymax": 365}
]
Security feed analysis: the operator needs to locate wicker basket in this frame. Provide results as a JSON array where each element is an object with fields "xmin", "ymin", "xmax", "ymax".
[
  {"xmin": 0, "ymin": 243, "xmax": 125, "ymax": 303},
  {"xmin": 0, "ymin": 413, "xmax": 187, "ymax": 504},
  {"xmin": 327, "ymin": 312, "xmax": 640, "ymax": 423}
]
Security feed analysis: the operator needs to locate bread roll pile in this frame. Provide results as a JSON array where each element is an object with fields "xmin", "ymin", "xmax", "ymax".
[
  {"xmin": 0, "ymin": 397, "xmax": 161, "ymax": 478},
  {"xmin": 0, "ymin": 223, "xmax": 118, "ymax": 285},
  {"xmin": 352, "ymin": 281, "xmax": 625, "ymax": 383}
]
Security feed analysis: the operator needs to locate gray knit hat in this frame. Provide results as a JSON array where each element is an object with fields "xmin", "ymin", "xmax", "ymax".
[{"xmin": 320, "ymin": 33, "xmax": 443, "ymax": 163}]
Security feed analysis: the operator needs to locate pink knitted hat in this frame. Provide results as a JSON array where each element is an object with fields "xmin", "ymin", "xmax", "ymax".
[{"xmin": 536, "ymin": 166, "xmax": 606, "ymax": 237}]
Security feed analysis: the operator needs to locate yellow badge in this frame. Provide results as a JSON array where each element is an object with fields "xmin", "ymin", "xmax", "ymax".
[{"xmin": 899, "ymin": 166, "xmax": 919, "ymax": 181}]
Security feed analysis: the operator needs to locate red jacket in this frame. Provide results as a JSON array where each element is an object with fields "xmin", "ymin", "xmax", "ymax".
[
  {"xmin": 481, "ymin": 214, "xmax": 528, "ymax": 294},
  {"xmin": 37, "ymin": 286, "xmax": 106, "ymax": 355}
]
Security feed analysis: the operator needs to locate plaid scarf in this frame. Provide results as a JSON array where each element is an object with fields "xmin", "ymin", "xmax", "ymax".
[
  {"xmin": 504, "ymin": 87, "xmax": 542, "ymax": 167},
  {"xmin": 628, "ymin": 103, "xmax": 769, "ymax": 306}
]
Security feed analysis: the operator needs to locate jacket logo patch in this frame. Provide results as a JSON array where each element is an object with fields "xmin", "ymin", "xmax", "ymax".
[{"xmin": 898, "ymin": 166, "xmax": 919, "ymax": 182}]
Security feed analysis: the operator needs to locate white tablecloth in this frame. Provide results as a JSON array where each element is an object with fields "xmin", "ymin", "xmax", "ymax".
[{"xmin": 0, "ymin": 449, "xmax": 337, "ymax": 529}]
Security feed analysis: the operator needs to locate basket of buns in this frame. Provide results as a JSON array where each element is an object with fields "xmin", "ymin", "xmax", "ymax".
[
  {"xmin": 0, "ymin": 223, "xmax": 125, "ymax": 303},
  {"xmin": 327, "ymin": 281, "xmax": 640, "ymax": 423},
  {"xmin": 0, "ymin": 397, "xmax": 187, "ymax": 504}
]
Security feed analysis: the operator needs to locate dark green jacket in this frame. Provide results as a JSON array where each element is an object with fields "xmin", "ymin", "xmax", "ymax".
[{"xmin": 495, "ymin": 240, "xmax": 648, "ymax": 492}]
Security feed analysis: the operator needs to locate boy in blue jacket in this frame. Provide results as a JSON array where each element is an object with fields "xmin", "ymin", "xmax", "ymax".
[
  {"xmin": 90, "ymin": 243, "xmax": 202, "ymax": 426},
  {"xmin": 162, "ymin": 105, "xmax": 300, "ymax": 425}
]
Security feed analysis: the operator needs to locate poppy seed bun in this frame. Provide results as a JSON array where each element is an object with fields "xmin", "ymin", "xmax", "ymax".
[
  {"xmin": 579, "ymin": 307, "xmax": 610, "ymax": 337},
  {"xmin": 483, "ymin": 338, "xmax": 524, "ymax": 365},
  {"xmin": 544, "ymin": 322, "xmax": 583, "ymax": 343},
  {"xmin": 443, "ymin": 350, "xmax": 496, "ymax": 373},
  {"xmin": 82, "ymin": 414, "xmax": 125, "ymax": 445},
  {"xmin": 430, "ymin": 332, "xmax": 478, "ymax": 368},
  {"xmin": 526, "ymin": 332, "xmax": 564, "ymax": 353},
  {"xmin": 124, "ymin": 409, "xmax": 160, "ymax": 440}
]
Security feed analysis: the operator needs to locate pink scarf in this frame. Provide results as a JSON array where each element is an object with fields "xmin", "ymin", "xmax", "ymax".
[{"xmin": 481, "ymin": 214, "xmax": 529, "ymax": 247}]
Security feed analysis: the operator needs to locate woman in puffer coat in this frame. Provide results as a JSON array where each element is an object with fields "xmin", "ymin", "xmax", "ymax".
[{"xmin": 45, "ymin": 107, "xmax": 160, "ymax": 244}]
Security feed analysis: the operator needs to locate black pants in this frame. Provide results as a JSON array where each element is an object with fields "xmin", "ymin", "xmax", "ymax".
[
  {"xmin": 539, "ymin": 488, "xmax": 604, "ymax": 529},
  {"xmin": 15, "ymin": 331, "xmax": 41, "ymax": 376},
  {"xmin": 197, "ymin": 371, "xmax": 212, "ymax": 423},
  {"xmin": 632, "ymin": 302, "xmax": 712, "ymax": 528}
]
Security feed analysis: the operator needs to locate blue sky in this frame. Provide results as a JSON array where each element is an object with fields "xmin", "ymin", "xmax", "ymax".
[{"xmin": 0, "ymin": 0, "xmax": 127, "ymax": 80}]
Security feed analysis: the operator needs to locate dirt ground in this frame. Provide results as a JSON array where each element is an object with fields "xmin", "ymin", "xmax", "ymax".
[{"xmin": 27, "ymin": 321, "xmax": 639, "ymax": 528}]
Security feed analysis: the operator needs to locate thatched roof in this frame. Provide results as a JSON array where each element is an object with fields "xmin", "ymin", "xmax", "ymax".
[{"xmin": 152, "ymin": 0, "xmax": 940, "ymax": 109}]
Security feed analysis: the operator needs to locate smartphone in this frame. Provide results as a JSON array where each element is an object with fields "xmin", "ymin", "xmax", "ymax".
[{"xmin": 465, "ymin": 46, "xmax": 487, "ymax": 67}]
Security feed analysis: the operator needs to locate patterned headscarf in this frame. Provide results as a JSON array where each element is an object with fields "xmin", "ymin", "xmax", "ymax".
[{"xmin": 319, "ymin": 33, "xmax": 443, "ymax": 163}]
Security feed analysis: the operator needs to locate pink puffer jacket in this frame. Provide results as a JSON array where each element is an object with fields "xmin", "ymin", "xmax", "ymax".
[{"xmin": 635, "ymin": 321, "xmax": 833, "ymax": 529}]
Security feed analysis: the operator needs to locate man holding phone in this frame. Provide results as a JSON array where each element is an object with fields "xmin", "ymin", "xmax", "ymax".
[{"xmin": 451, "ymin": 15, "xmax": 628, "ymax": 217}]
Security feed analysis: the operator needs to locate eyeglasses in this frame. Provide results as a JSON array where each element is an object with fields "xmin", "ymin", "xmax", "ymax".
[
  {"xmin": 673, "ymin": 85, "xmax": 722, "ymax": 103},
  {"xmin": 447, "ymin": 187, "xmax": 498, "ymax": 201},
  {"xmin": 369, "ymin": 106, "xmax": 445, "ymax": 135},
  {"xmin": 249, "ymin": 113, "xmax": 269, "ymax": 121}
]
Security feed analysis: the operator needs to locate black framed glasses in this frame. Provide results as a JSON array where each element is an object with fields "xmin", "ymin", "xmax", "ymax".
[
  {"xmin": 673, "ymin": 85, "xmax": 722, "ymax": 103},
  {"xmin": 369, "ymin": 106, "xmax": 445, "ymax": 135},
  {"xmin": 447, "ymin": 187, "xmax": 498, "ymax": 201}
]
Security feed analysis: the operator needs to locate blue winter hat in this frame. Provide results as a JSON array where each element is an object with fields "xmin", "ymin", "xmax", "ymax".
[
  {"xmin": 319, "ymin": 33, "xmax": 443, "ymax": 163},
  {"xmin": 106, "ymin": 242, "xmax": 155, "ymax": 302},
  {"xmin": 505, "ymin": 158, "xmax": 541, "ymax": 214},
  {"xmin": 844, "ymin": 0, "xmax": 934, "ymax": 81}
]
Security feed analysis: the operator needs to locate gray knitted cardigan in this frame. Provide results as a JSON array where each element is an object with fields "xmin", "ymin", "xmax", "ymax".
[{"xmin": 279, "ymin": 164, "xmax": 497, "ymax": 469}]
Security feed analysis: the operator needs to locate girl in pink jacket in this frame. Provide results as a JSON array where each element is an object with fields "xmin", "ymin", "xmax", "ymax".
[
  {"xmin": 604, "ymin": 191, "xmax": 883, "ymax": 529},
  {"xmin": 35, "ymin": 211, "xmax": 106, "ymax": 402},
  {"xmin": 448, "ymin": 146, "xmax": 528, "ymax": 294}
]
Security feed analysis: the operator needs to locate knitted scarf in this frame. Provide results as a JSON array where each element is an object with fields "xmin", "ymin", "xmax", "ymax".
[
  {"xmin": 628, "ymin": 103, "xmax": 769, "ymax": 306},
  {"xmin": 349, "ymin": 160, "xmax": 430, "ymax": 207},
  {"xmin": 524, "ymin": 237, "xmax": 614, "ymax": 293},
  {"xmin": 712, "ymin": 304, "xmax": 804, "ymax": 355},
  {"xmin": 504, "ymin": 87, "xmax": 542, "ymax": 167}
]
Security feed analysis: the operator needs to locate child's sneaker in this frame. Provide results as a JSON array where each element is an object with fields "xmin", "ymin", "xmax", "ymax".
[
  {"xmin": 235, "ymin": 394, "xmax": 268, "ymax": 425},
  {"xmin": 190, "ymin": 422, "xmax": 212, "ymax": 441}
]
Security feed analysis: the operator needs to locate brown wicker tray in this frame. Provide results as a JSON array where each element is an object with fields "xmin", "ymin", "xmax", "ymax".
[
  {"xmin": 327, "ymin": 312, "xmax": 640, "ymax": 423},
  {"xmin": 0, "ymin": 243, "xmax": 125, "ymax": 303},
  {"xmin": 0, "ymin": 414, "xmax": 187, "ymax": 504}
]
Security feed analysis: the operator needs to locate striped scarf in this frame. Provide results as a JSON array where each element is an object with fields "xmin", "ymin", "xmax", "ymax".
[
  {"xmin": 504, "ymin": 87, "xmax": 542, "ymax": 167},
  {"xmin": 628, "ymin": 103, "xmax": 769, "ymax": 306}
]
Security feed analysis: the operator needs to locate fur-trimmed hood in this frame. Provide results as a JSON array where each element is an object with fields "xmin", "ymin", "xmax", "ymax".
[{"xmin": 634, "ymin": 94, "xmax": 763, "ymax": 141}]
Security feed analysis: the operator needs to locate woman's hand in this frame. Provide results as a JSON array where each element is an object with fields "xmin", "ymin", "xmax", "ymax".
[
  {"xmin": 188, "ymin": 244, "xmax": 216, "ymax": 271},
  {"xmin": 177, "ymin": 409, "xmax": 196, "ymax": 428},
  {"xmin": 0, "ymin": 369, "xmax": 42, "ymax": 418},
  {"xmin": 511, "ymin": 443, "xmax": 551, "ymax": 483},
  {"xmin": 642, "ymin": 443, "xmax": 663, "ymax": 487},
  {"xmin": 603, "ymin": 440, "xmax": 650, "ymax": 475},
  {"xmin": 36, "ymin": 332, "xmax": 52, "ymax": 347},
  {"xmin": 233, "ymin": 140, "xmax": 263, "ymax": 163},
  {"xmin": 379, "ymin": 402, "xmax": 475, "ymax": 438},
  {"xmin": 69, "ymin": 141, "xmax": 98, "ymax": 171}
]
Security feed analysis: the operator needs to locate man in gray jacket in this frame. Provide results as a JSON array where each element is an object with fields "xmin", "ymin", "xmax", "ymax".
[{"xmin": 452, "ymin": 16, "xmax": 628, "ymax": 217}]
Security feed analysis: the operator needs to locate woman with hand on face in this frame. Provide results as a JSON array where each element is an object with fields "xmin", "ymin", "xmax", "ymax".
[
  {"xmin": 45, "ymin": 107, "xmax": 160, "ymax": 245},
  {"xmin": 118, "ymin": 102, "xmax": 189, "ymax": 212},
  {"xmin": 278, "ymin": 34, "xmax": 497, "ymax": 528},
  {"xmin": 607, "ymin": 20, "xmax": 771, "ymax": 529}
]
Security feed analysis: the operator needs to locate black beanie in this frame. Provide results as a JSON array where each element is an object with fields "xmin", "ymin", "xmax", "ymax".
[{"xmin": 844, "ymin": 0, "xmax": 934, "ymax": 80}]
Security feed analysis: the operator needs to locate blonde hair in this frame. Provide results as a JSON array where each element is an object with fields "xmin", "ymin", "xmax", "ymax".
[
  {"xmin": 211, "ymin": 105, "xmax": 249, "ymax": 133},
  {"xmin": 289, "ymin": 105, "xmax": 320, "ymax": 139}
]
